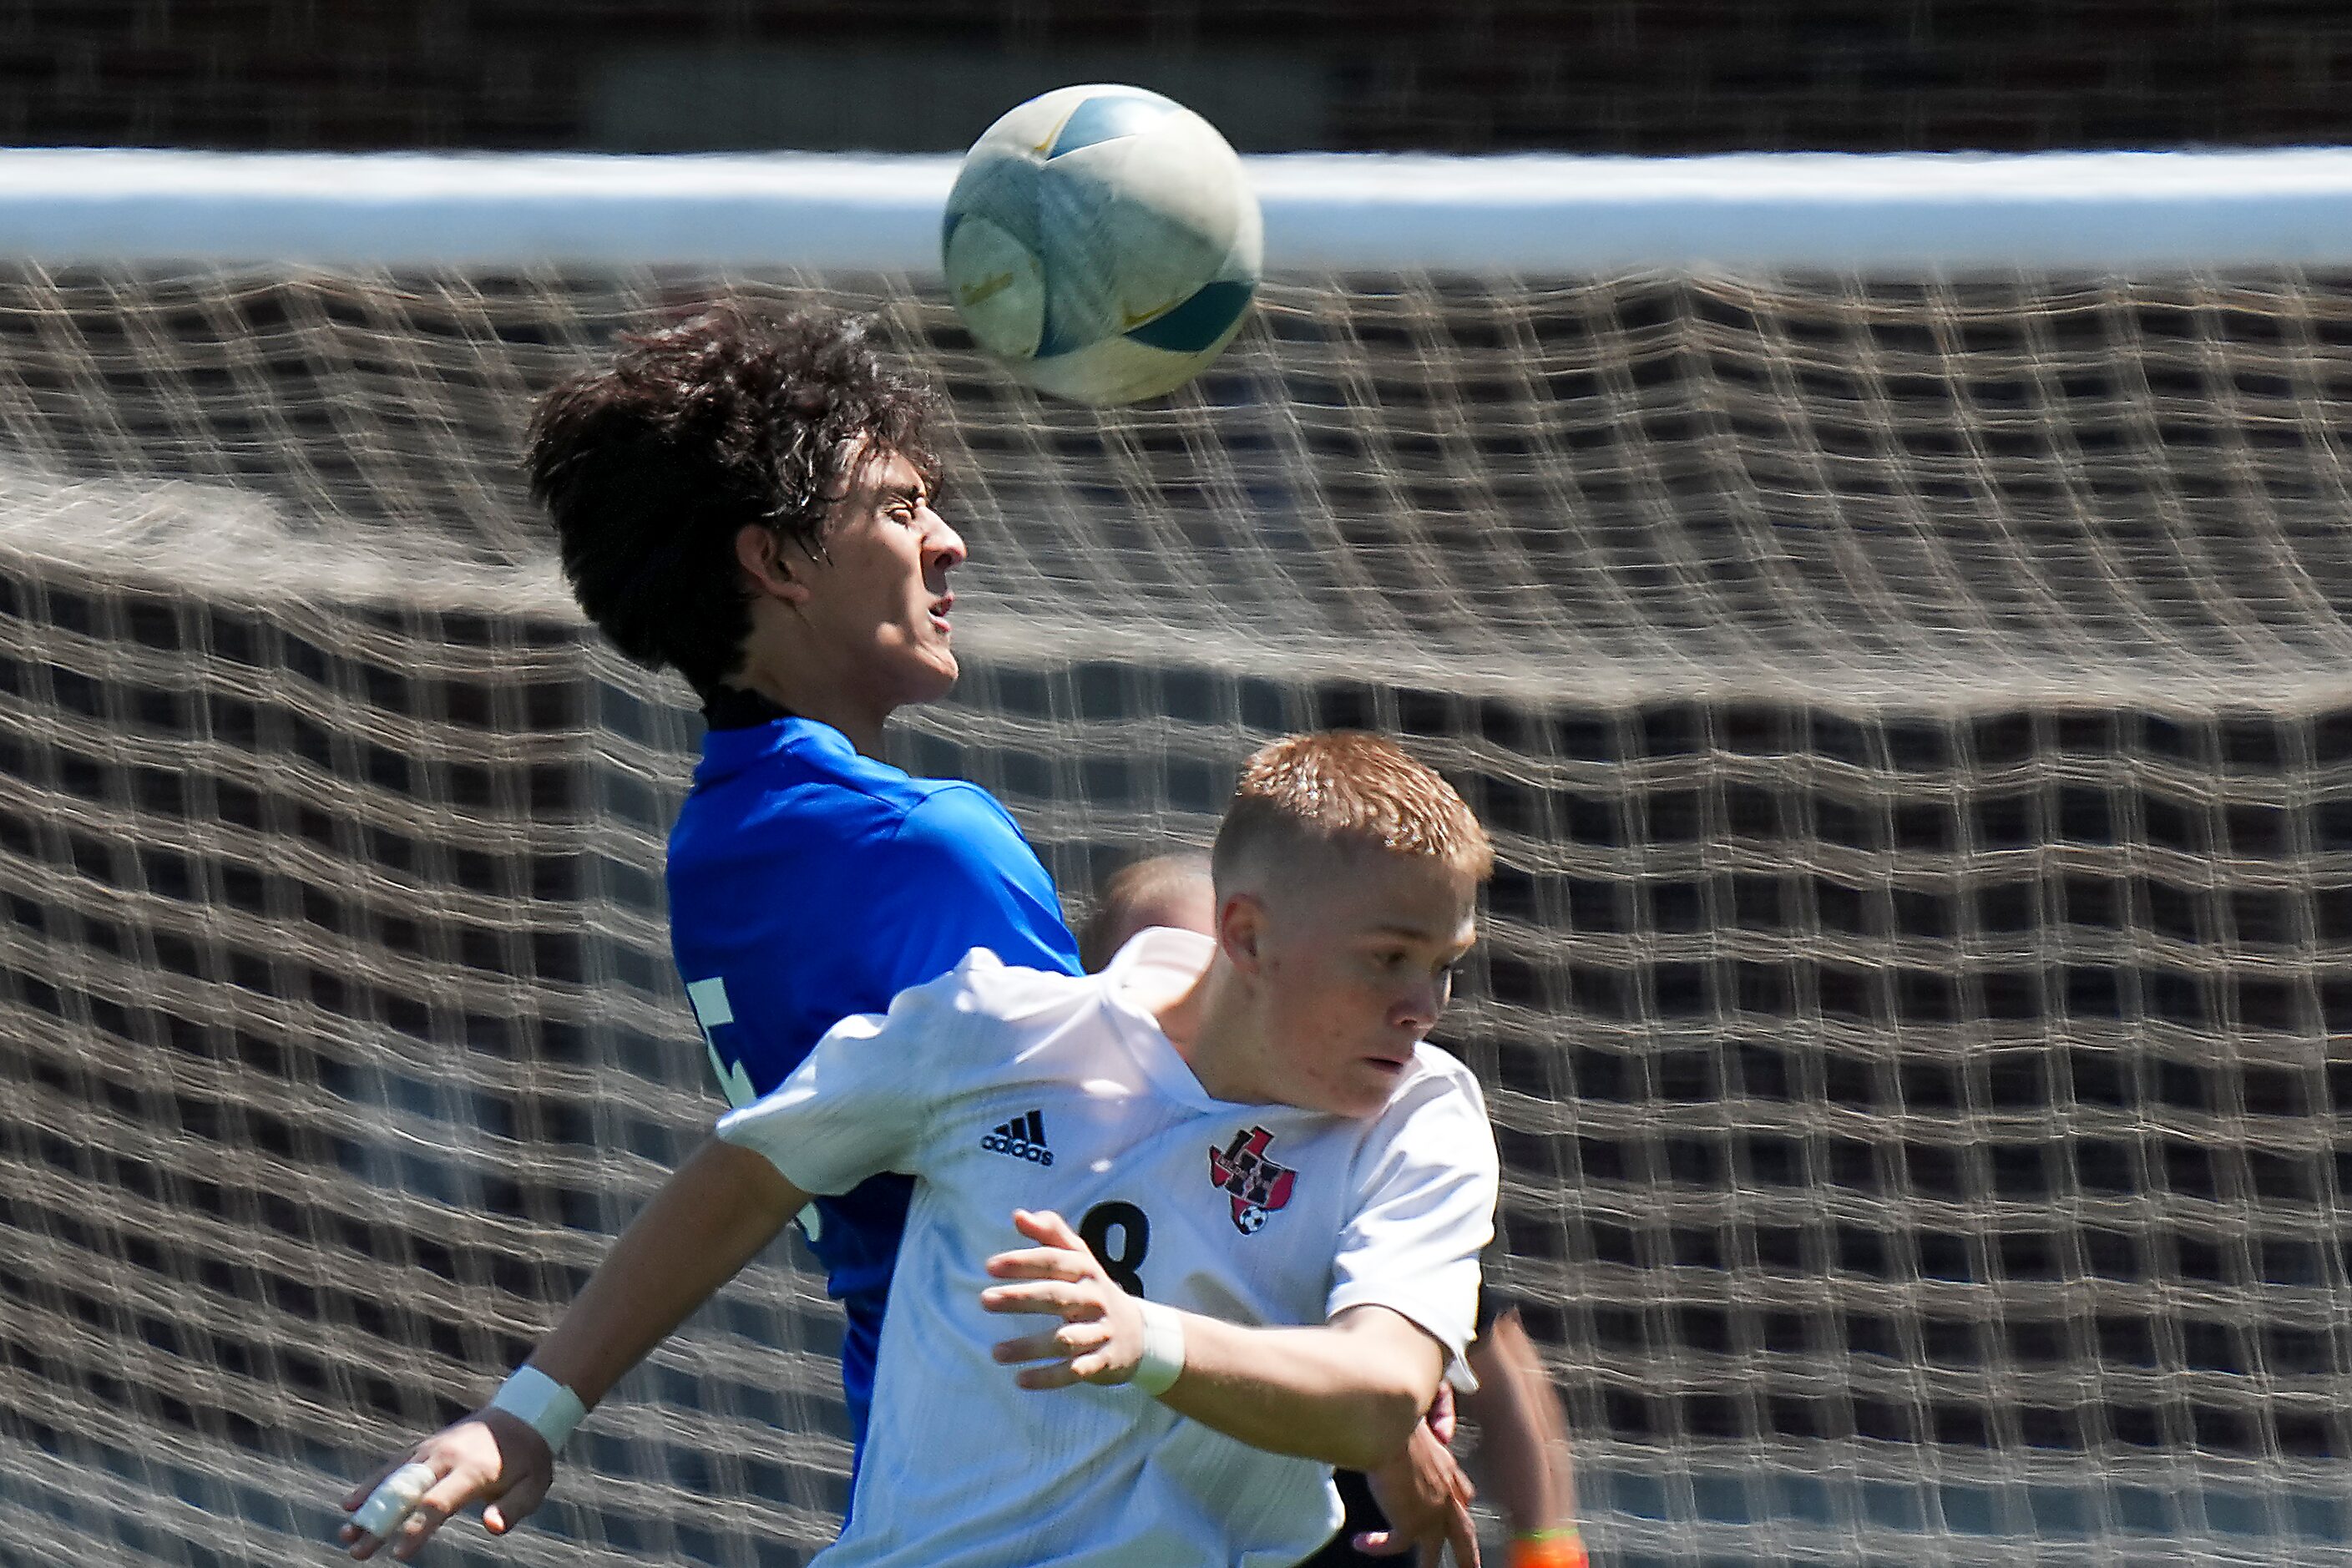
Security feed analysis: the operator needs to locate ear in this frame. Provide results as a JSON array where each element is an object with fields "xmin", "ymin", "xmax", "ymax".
[
  {"xmin": 1217, "ymin": 892, "xmax": 1269, "ymax": 976},
  {"xmin": 736, "ymin": 524, "xmax": 813, "ymax": 606}
]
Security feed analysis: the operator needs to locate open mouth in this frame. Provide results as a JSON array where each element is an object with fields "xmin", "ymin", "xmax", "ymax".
[{"xmin": 928, "ymin": 594, "xmax": 954, "ymax": 633}]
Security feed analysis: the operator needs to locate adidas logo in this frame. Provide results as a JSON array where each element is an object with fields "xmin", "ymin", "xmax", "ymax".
[{"xmin": 982, "ymin": 1109, "xmax": 1054, "ymax": 1166}]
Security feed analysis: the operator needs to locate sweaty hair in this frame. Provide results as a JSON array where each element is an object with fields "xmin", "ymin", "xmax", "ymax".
[
  {"xmin": 1211, "ymin": 731, "xmax": 1494, "ymax": 888},
  {"xmin": 1079, "ymin": 851, "xmax": 1214, "ymax": 974},
  {"xmin": 524, "ymin": 301, "xmax": 940, "ymax": 694}
]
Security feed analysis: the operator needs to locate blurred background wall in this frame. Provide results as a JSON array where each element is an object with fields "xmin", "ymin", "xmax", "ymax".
[{"xmin": 4, "ymin": 1, "xmax": 2350, "ymax": 156}]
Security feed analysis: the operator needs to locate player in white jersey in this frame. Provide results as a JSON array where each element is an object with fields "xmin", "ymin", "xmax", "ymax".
[
  {"xmin": 341, "ymin": 731, "xmax": 1499, "ymax": 1568},
  {"xmin": 1084, "ymin": 853, "xmax": 1586, "ymax": 1568}
]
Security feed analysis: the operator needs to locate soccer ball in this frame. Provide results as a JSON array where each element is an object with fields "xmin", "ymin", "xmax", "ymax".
[{"xmin": 943, "ymin": 84, "xmax": 1262, "ymax": 407}]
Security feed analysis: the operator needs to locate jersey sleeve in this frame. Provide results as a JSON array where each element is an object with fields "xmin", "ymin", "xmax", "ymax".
[
  {"xmin": 1325, "ymin": 1067, "xmax": 1500, "ymax": 1385},
  {"xmin": 857, "ymin": 786, "xmax": 1082, "ymax": 999},
  {"xmin": 715, "ymin": 961, "xmax": 971, "ymax": 1195}
]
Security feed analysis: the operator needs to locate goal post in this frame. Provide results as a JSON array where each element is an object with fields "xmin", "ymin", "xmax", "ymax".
[{"xmin": 3, "ymin": 150, "xmax": 2352, "ymax": 1566}]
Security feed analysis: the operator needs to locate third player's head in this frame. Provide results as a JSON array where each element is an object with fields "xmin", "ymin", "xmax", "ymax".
[
  {"xmin": 1080, "ymin": 851, "xmax": 1215, "ymax": 974},
  {"xmin": 525, "ymin": 301, "xmax": 964, "ymax": 748},
  {"xmin": 1205, "ymin": 731, "xmax": 1492, "ymax": 1118}
]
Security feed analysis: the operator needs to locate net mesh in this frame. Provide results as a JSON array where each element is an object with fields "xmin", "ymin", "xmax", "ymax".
[{"xmin": 3, "ymin": 266, "xmax": 2351, "ymax": 1567}]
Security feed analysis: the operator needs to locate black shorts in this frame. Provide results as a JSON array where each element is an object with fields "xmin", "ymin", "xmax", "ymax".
[{"xmin": 1291, "ymin": 1468, "xmax": 1389, "ymax": 1568}]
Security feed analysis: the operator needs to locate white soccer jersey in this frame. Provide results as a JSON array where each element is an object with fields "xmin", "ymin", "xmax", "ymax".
[{"xmin": 716, "ymin": 928, "xmax": 1500, "ymax": 1568}]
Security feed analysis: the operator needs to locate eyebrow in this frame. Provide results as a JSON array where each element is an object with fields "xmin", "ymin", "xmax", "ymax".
[
  {"xmin": 1366, "ymin": 923, "xmax": 1470, "ymax": 943},
  {"xmin": 1367, "ymin": 917, "xmax": 1479, "ymax": 953}
]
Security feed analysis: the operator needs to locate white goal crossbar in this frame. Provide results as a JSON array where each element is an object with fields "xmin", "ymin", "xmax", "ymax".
[{"xmin": 3, "ymin": 146, "xmax": 2352, "ymax": 272}]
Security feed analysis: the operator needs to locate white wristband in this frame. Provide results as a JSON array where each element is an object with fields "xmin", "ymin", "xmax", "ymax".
[
  {"xmin": 488, "ymin": 1364, "xmax": 588, "ymax": 1451},
  {"xmin": 1131, "ymin": 1300, "xmax": 1186, "ymax": 1397}
]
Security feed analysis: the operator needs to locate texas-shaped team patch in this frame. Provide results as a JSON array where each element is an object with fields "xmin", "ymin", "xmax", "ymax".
[{"xmin": 1209, "ymin": 1126, "xmax": 1296, "ymax": 1234}]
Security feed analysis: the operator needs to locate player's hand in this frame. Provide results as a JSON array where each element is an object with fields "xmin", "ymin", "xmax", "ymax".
[
  {"xmin": 338, "ymin": 1409, "xmax": 553, "ymax": 1561},
  {"xmin": 1356, "ymin": 1417, "xmax": 1479, "ymax": 1567},
  {"xmin": 979, "ymin": 1207, "xmax": 1147, "ymax": 1389},
  {"xmin": 1425, "ymin": 1380, "xmax": 1459, "ymax": 1445}
]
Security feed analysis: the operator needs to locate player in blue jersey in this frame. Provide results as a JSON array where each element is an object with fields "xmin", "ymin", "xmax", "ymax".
[{"xmin": 517, "ymin": 304, "xmax": 1081, "ymax": 1469}]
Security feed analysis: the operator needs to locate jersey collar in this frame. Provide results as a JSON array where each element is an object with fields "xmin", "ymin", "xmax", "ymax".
[
  {"xmin": 693, "ymin": 711, "xmax": 868, "ymax": 787},
  {"xmin": 701, "ymin": 685, "xmax": 796, "ymax": 730}
]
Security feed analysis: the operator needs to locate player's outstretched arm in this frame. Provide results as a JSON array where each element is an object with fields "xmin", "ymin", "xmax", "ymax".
[
  {"xmin": 982, "ymin": 1209, "xmax": 1442, "ymax": 1471},
  {"xmin": 1159, "ymin": 1302, "xmax": 1443, "ymax": 1470},
  {"xmin": 340, "ymin": 1139, "xmax": 807, "ymax": 1561}
]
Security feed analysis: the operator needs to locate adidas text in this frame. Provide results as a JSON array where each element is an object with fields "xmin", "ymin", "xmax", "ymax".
[{"xmin": 982, "ymin": 1110, "xmax": 1055, "ymax": 1166}]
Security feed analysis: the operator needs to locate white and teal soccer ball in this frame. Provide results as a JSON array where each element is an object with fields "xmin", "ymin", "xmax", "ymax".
[{"xmin": 943, "ymin": 84, "xmax": 1262, "ymax": 407}]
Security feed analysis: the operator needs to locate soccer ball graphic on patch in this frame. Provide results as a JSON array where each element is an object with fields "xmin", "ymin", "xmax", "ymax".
[
  {"xmin": 943, "ymin": 83, "xmax": 1262, "ymax": 406},
  {"xmin": 1210, "ymin": 1126, "xmax": 1296, "ymax": 1235}
]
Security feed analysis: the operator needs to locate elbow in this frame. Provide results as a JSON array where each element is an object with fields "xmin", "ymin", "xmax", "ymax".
[{"xmin": 1332, "ymin": 1382, "xmax": 1427, "ymax": 1471}]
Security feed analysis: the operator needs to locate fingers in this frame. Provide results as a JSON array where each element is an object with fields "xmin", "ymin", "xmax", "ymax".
[
  {"xmin": 341, "ymin": 1459, "xmax": 403, "ymax": 1514},
  {"xmin": 355, "ymin": 1466, "xmax": 475, "ymax": 1563},
  {"xmin": 1426, "ymin": 1382, "xmax": 1458, "ymax": 1445},
  {"xmin": 1012, "ymin": 1207, "xmax": 1086, "ymax": 1250},
  {"xmin": 341, "ymin": 1460, "xmax": 439, "ymax": 1559},
  {"xmin": 385, "ymin": 1464, "xmax": 495, "ymax": 1561},
  {"xmin": 483, "ymin": 1467, "xmax": 551, "ymax": 1536},
  {"xmin": 1013, "ymin": 1361, "xmax": 1083, "ymax": 1390},
  {"xmin": 979, "ymin": 1279, "xmax": 1100, "ymax": 1318},
  {"xmin": 1064, "ymin": 1345, "xmax": 1125, "ymax": 1382},
  {"xmin": 1425, "ymin": 1438, "xmax": 1476, "ymax": 1508},
  {"xmin": 1444, "ymin": 1499, "xmax": 1480, "ymax": 1568},
  {"xmin": 992, "ymin": 1310, "xmax": 1123, "ymax": 1389},
  {"xmin": 983, "ymin": 1246, "xmax": 1095, "ymax": 1282},
  {"xmin": 1350, "ymin": 1530, "xmax": 1414, "ymax": 1558},
  {"xmin": 992, "ymin": 1320, "xmax": 1112, "ymax": 1366}
]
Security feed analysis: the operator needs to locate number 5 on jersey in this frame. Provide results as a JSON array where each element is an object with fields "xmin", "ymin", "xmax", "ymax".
[{"xmin": 688, "ymin": 976, "xmax": 758, "ymax": 1108}]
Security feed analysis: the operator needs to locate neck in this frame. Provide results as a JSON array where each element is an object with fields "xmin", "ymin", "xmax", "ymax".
[
  {"xmin": 727, "ymin": 661, "xmax": 891, "ymax": 759},
  {"xmin": 1156, "ymin": 959, "xmax": 1270, "ymax": 1105}
]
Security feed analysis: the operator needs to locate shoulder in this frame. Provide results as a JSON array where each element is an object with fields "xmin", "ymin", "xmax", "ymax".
[
  {"xmin": 911, "ymin": 944, "xmax": 1098, "ymax": 1030},
  {"xmin": 680, "ymin": 726, "xmax": 906, "ymax": 840},
  {"xmin": 686, "ymin": 735, "xmax": 1022, "ymax": 853},
  {"xmin": 770, "ymin": 726, "xmax": 1014, "ymax": 835},
  {"xmin": 1358, "ymin": 1047, "xmax": 1497, "ymax": 1171},
  {"xmin": 877, "ymin": 781, "xmax": 1051, "ymax": 889},
  {"xmin": 1395, "ymin": 1043, "xmax": 1490, "ymax": 1116},
  {"xmin": 888, "ymin": 779, "xmax": 1030, "ymax": 849}
]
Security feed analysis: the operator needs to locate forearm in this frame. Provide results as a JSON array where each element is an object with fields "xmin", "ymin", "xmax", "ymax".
[
  {"xmin": 1459, "ymin": 1311, "xmax": 1576, "ymax": 1535},
  {"xmin": 1155, "ymin": 1307, "xmax": 1439, "ymax": 1471},
  {"xmin": 529, "ymin": 1139, "xmax": 807, "ymax": 1407}
]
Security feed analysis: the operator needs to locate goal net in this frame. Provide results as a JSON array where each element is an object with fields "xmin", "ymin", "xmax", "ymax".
[{"xmin": 3, "ymin": 151, "xmax": 2351, "ymax": 1567}]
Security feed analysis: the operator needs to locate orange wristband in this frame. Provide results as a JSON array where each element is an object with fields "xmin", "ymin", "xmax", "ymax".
[{"xmin": 1510, "ymin": 1529, "xmax": 1587, "ymax": 1568}]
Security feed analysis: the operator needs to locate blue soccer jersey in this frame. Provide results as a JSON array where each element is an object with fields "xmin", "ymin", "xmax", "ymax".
[{"xmin": 665, "ymin": 708, "xmax": 1080, "ymax": 1454}]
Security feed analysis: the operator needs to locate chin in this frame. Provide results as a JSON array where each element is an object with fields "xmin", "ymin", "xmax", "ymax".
[
  {"xmin": 897, "ymin": 653, "xmax": 959, "ymax": 704},
  {"xmin": 1328, "ymin": 1081, "xmax": 1396, "ymax": 1119}
]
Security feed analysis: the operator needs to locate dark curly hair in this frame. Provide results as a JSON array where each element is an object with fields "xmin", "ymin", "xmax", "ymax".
[{"xmin": 524, "ymin": 301, "xmax": 941, "ymax": 694}]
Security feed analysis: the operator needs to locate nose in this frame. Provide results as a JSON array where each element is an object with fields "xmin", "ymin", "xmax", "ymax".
[
  {"xmin": 1393, "ymin": 976, "xmax": 1445, "ymax": 1034},
  {"xmin": 926, "ymin": 513, "xmax": 969, "ymax": 574}
]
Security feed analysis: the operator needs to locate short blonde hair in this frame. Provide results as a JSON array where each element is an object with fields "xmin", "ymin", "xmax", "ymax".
[{"xmin": 1211, "ymin": 731, "xmax": 1493, "ymax": 887}]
